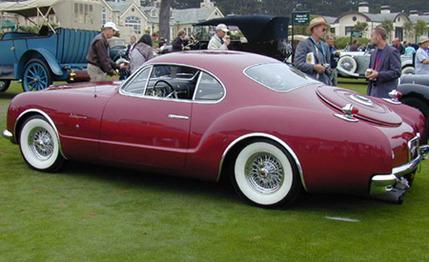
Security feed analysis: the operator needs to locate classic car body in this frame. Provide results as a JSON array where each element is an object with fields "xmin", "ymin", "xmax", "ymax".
[
  {"xmin": 337, "ymin": 50, "xmax": 414, "ymax": 78},
  {"xmin": 397, "ymin": 74, "xmax": 429, "ymax": 140},
  {"xmin": 108, "ymin": 37, "xmax": 128, "ymax": 62},
  {"xmin": 3, "ymin": 51, "xmax": 428, "ymax": 207},
  {"xmin": 0, "ymin": 0, "xmax": 101, "ymax": 92}
]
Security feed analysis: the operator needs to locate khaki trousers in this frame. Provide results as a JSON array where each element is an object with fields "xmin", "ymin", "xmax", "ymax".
[{"xmin": 87, "ymin": 64, "xmax": 107, "ymax": 82}]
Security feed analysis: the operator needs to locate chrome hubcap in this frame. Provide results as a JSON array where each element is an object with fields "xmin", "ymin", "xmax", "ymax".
[
  {"xmin": 245, "ymin": 153, "xmax": 284, "ymax": 194},
  {"xmin": 28, "ymin": 127, "xmax": 54, "ymax": 160}
]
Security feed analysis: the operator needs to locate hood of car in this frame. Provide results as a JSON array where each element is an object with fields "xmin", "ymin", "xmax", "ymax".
[{"xmin": 317, "ymin": 86, "xmax": 402, "ymax": 126}]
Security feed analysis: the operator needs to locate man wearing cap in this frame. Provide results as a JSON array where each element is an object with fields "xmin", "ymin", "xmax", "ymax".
[
  {"xmin": 294, "ymin": 17, "xmax": 332, "ymax": 85},
  {"xmin": 87, "ymin": 22, "xmax": 121, "ymax": 82},
  {"xmin": 208, "ymin": 24, "xmax": 230, "ymax": 50},
  {"xmin": 366, "ymin": 26, "xmax": 401, "ymax": 98},
  {"xmin": 415, "ymin": 36, "xmax": 429, "ymax": 75}
]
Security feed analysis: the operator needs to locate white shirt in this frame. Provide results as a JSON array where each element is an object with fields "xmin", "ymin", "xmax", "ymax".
[
  {"xmin": 415, "ymin": 48, "xmax": 429, "ymax": 75},
  {"xmin": 208, "ymin": 35, "xmax": 228, "ymax": 50}
]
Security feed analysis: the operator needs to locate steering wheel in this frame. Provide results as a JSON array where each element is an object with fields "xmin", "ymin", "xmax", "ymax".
[{"xmin": 152, "ymin": 80, "xmax": 177, "ymax": 99}]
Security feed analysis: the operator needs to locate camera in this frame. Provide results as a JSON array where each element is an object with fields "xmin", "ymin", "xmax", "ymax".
[{"xmin": 323, "ymin": 63, "xmax": 332, "ymax": 75}]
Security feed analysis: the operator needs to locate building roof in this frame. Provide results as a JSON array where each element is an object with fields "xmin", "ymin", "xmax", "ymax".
[
  {"xmin": 138, "ymin": 6, "xmax": 221, "ymax": 25},
  {"xmin": 108, "ymin": 1, "xmax": 129, "ymax": 13},
  {"xmin": 334, "ymin": 11, "xmax": 408, "ymax": 23},
  {"xmin": 323, "ymin": 16, "xmax": 337, "ymax": 24},
  {"xmin": 172, "ymin": 7, "xmax": 219, "ymax": 24},
  {"xmin": 409, "ymin": 15, "xmax": 429, "ymax": 23}
]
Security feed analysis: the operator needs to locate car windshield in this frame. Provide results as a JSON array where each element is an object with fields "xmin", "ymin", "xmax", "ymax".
[{"xmin": 245, "ymin": 63, "xmax": 320, "ymax": 92}]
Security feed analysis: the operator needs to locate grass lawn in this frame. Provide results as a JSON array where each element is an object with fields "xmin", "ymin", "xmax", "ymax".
[{"xmin": 1, "ymin": 80, "xmax": 429, "ymax": 261}]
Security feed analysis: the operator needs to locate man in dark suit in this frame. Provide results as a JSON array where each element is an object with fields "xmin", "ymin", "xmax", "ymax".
[{"xmin": 366, "ymin": 26, "xmax": 401, "ymax": 98}]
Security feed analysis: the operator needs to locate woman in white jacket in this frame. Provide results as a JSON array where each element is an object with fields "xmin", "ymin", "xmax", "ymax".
[{"xmin": 129, "ymin": 34, "xmax": 155, "ymax": 74}]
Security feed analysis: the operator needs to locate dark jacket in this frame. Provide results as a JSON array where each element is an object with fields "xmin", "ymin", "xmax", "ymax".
[
  {"xmin": 171, "ymin": 37, "xmax": 185, "ymax": 52},
  {"xmin": 367, "ymin": 46, "xmax": 401, "ymax": 98},
  {"xmin": 294, "ymin": 37, "xmax": 332, "ymax": 85},
  {"xmin": 87, "ymin": 33, "xmax": 117, "ymax": 75}
]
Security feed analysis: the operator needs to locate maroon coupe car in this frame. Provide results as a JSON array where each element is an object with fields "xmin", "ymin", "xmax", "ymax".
[{"xmin": 3, "ymin": 51, "xmax": 429, "ymax": 207}]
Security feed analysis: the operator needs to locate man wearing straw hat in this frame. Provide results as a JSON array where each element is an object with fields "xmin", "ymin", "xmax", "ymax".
[
  {"xmin": 294, "ymin": 16, "xmax": 332, "ymax": 85},
  {"xmin": 415, "ymin": 36, "xmax": 429, "ymax": 75}
]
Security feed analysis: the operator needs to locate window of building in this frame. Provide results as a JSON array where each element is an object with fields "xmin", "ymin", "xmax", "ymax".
[
  {"xmin": 345, "ymin": 26, "xmax": 354, "ymax": 35},
  {"xmin": 125, "ymin": 16, "xmax": 141, "ymax": 34},
  {"xmin": 102, "ymin": 7, "xmax": 107, "ymax": 25}
]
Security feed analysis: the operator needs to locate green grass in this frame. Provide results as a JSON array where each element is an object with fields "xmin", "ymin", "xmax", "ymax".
[{"xmin": 1, "ymin": 80, "xmax": 429, "ymax": 261}]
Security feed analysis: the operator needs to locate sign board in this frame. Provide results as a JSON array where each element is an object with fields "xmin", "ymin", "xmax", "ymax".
[{"xmin": 292, "ymin": 12, "xmax": 310, "ymax": 25}]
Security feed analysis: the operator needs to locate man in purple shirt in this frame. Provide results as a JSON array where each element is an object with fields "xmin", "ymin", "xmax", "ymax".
[{"xmin": 366, "ymin": 26, "xmax": 401, "ymax": 98}]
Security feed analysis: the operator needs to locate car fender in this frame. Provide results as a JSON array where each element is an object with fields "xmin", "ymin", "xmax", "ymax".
[
  {"xmin": 18, "ymin": 49, "xmax": 64, "ymax": 77},
  {"xmin": 187, "ymin": 106, "xmax": 394, "ymax": 194},
  {"xmin": 398, "ymin": 83, "xmax": 429, "ymax": 101}
]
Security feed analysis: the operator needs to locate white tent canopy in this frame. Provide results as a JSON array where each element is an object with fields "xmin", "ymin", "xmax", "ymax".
[{"xmin": 0, "ymin": 0, "xmax": 102, "ymax": 31}]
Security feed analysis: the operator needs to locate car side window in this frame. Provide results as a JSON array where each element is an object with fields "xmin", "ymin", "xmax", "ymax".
[
  {"xmin": 194, "ymin": 72, "xmax": 225, "ymax": 101},
  {"xmin": 144, "ymin": 65, "xmax": 200, "ymax": 100},
  {"xmin": 122, "ymin": 67, "xmax": 151, "ymax": 95}
]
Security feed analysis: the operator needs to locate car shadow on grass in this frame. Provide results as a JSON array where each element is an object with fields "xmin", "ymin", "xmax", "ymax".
[{"xmin": 60, "ymin": 161, "xmax": 393, "ymax": 213}]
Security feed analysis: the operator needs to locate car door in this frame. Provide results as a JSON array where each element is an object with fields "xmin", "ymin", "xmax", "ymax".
[
  {"xmin": 99, "ymin": 65, "xmax": 198, "ymax": 171},
  {"xmin": 0, "ymin": 37, "xmax": 17, "ymax": 78}
]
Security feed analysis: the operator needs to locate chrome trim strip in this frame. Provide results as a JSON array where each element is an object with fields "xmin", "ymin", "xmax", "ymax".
[
  {"xmin": 119, "ymin": 62, "xmax": 226, "ymax": 104},
  {"xmin": 382, "ymin": 98, "xmax": 402, "ymax": 105},
  {"xmin": 2, "ymin": 129, "xmax": 13, "ymax": 140},
  {"xmin": 14, "ymin": 108, "xmax": 67, "ymax": 160},
  {"xmin": 168, "ymin": 114, "xmax": 190, "ymax": 120},
  {"xmin": 216, "ymin": 132, "xmax": 307, "ymax": 191}
]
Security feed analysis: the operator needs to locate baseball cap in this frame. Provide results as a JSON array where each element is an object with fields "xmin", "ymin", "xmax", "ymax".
[
  {"xmin": 103, "ymin": 22, "xmax": 119, "ymax": 32},
  {"xmin": 215, "ymin": 24, "xmax": 229, "ymax": 33}
]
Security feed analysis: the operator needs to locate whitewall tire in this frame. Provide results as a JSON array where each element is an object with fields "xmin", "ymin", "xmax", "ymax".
[
  {"xmin": 232, "ymin": 140, "xmax": 300, "ymax": 207},
  {"xmin": 19, "ymin": 116, "xmax": 64, "ymax": 171}
]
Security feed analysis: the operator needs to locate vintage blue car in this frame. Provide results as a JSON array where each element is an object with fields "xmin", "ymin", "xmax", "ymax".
[
  {"xmin": 0, "ymin": 0, "xmax": 102, "ymax": 92},
  {"xmin": 0, "ymin": 27, "xmax": 97, "ymax": 92}
]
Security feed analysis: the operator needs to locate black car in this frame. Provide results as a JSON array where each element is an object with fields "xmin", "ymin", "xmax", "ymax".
[
  {"xmin": 398, "ymin": 74, "xmax": 429, "ymax": 140},
  {"xmin": 161, "ymin": 15, "xmax": 291, "ymax": 62},
  {"xmin": 108, "ymin": 37, "xmax": 128, "ymax": 63}
]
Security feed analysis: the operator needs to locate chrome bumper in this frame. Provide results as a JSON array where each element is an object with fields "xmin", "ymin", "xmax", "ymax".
[
  {"xmin": 370, "ymin": 145, "xmax": 429, "ymax": 199},
  {"xmin": 2, "ymin": 129, "xmax": 13, "ymax": 141}
]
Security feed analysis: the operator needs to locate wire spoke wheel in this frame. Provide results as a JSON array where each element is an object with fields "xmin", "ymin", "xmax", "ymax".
[
  {"xmin": 19, "ymin": 116, "xmax": 64, "ymax": 171},
  {"xmin": 232, "ymin": 140, "xmax": 300, "ymax": 207},
  {"xmin": 22, "ymin": 59, "xmax": 52, "ymax": 92}
]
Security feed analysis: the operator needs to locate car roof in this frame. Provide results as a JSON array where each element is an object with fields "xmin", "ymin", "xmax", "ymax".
[{"xmin": 147, "ymin": 50, "xmax": 280, "ymax": 75}]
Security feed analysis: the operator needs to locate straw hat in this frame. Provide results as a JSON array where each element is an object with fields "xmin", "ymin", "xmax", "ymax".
[
  {"xmin": 418, "ymin": 36, "xmax": 429, "ymax": 45},
  {"xmin": 308, "ymin": 17, "xmax": 329, "ymax": 32}
]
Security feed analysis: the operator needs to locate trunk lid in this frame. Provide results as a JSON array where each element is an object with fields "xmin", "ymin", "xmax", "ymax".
[{"xmin": 316, "ymin": 86, "xmax": 402, "ymax": 126}]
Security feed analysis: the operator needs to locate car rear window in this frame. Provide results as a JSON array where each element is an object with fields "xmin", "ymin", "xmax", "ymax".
[{"xmin": 244, "ymin": 63, "xmax": 320, "ymax": 92}]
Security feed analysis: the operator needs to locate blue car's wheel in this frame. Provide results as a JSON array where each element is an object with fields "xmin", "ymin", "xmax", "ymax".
[{"xmin": 22, "ymin": 59, "xmax": 52, "ymax": 92}]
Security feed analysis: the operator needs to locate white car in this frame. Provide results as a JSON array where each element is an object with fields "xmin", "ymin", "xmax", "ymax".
[{"xmin": 337, "ymin": 49, "xmax": 414, "ymax": 78}]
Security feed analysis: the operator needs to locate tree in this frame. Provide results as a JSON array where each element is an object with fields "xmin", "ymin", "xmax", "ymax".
[
  {"xmin": 403, "ymin": 20, "xmax": 414, "ymax": 41},
  {"xmin": 380, "ymin": 20, "xmax": 394, "ymax": 41},
  {"xmin": 353, "ymin": 22, "xmax": 368, "ymax": 34},
  {"xmin": 159, "ymin": 0, "xmax": 172, "ymax": 42},
  {"xmin": 414, "ymin": 20, "xmax": 428, "ymax": 41}
]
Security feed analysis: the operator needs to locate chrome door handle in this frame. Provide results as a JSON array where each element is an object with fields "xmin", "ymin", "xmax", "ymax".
[
  {"xmin": 168, "ymin": 114, "xmax": 189, "ymax": 120},
  {"xmin": 10, "ymin": 46, "xmax": 15, "ymax": 51}
]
